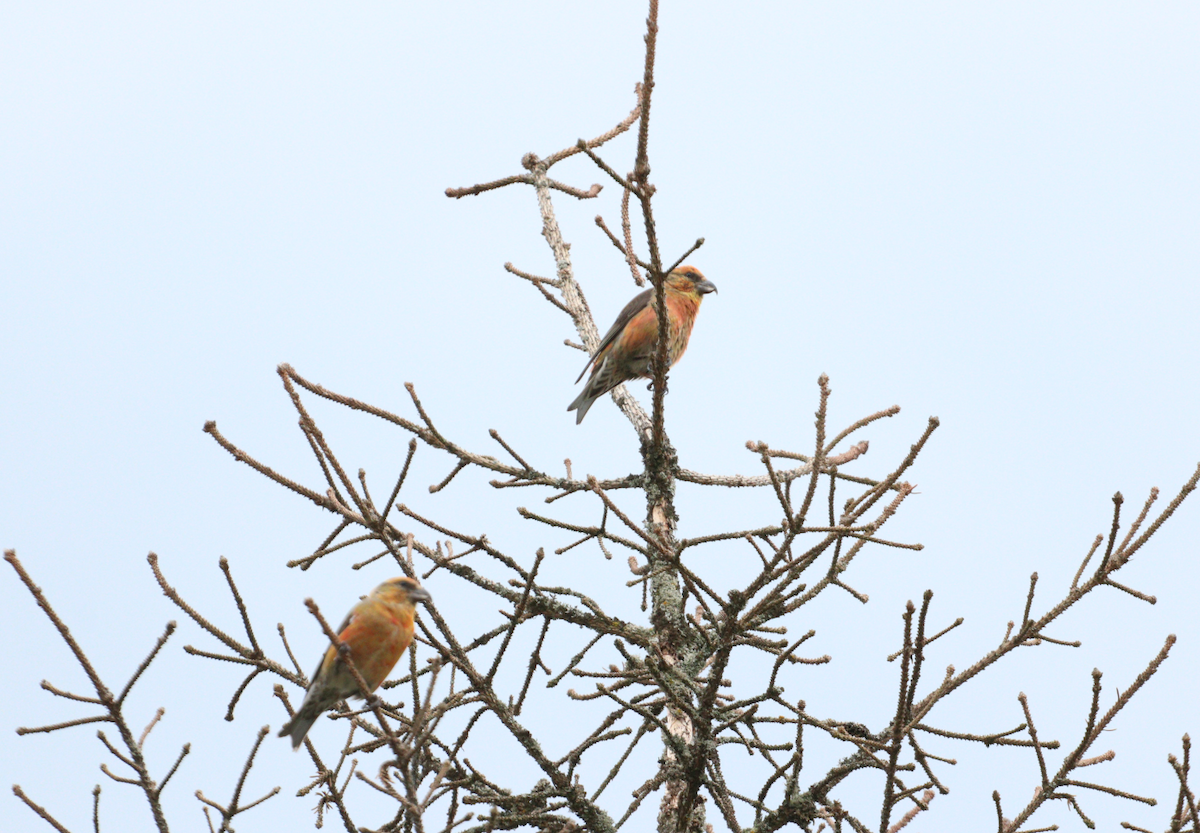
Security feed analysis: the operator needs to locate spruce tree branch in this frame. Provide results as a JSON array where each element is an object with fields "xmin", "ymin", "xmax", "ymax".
[{"xmin": 7, "ymin": 552, "xmax": 173, "ymax": 833}]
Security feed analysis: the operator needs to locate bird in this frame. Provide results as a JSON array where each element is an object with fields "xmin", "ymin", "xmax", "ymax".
[
  {"xmin": 278, "ymin": 576, "xmax": 431, "ymax": 749},
  {"xmin": 568, "ymin": 265, "xmax": 717, "ymax": 424}
]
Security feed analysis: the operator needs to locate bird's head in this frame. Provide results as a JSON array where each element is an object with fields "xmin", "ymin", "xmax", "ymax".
[
  {"xmin": 373, "ymin": 576, "xmax": 433, "ymax": 607},
  {"xmin": 667, "ymin": 265, "xmax": 717, "ymax": 298}
]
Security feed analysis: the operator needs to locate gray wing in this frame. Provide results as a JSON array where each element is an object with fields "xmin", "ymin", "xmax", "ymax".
[
  {"xmin": 575, "ymin": 288, "xmax": 653, "ymax": 383},
  {"xmin": 306, "ymin": 610, "xmax": 355, "ymax": 687}
]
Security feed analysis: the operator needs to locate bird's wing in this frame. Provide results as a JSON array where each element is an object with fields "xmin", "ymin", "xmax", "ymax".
[
  {"xmin": 307, "ymin": 608, "xmax": 358, "ymax": 686},
  {"xmin": 576, "ymin": 288, "xmax": 654, "ymax": 383}
]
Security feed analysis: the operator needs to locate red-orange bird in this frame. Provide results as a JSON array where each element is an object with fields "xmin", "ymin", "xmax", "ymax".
[
  {"xmin": 279, "ymin": 577, "xmax": 431, "ymax": 749},
  {"xmin": 568, "ymin": 265, "xmax": 717, "ymax": 423}
]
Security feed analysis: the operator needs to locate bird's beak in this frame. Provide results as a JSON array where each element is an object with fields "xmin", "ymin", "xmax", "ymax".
[
  {"xmin": 697, "ymin": 280, "xmax": 717, "ymax": 295},
  {"xmin": 408, "ymin": 586, "xmax": 433, "ymax": 604}
]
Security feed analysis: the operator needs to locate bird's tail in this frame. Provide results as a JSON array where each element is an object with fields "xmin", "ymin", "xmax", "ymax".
[
  {"xmin": 278, "ymin": 711, "xmax": 318, "ymax": 751},
  {"xmin": 567, "ymin": 387, "xmax": 599, "ymax": 424}
]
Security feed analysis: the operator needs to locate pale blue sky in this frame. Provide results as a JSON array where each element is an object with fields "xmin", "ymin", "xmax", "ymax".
[{"xmin": 2, "ymin": 2, "xmax": 1198, "ymax": 830}]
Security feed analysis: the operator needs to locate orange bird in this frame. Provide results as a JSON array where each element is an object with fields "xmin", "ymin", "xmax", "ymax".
[
  {"xmin": 568, "ymin": 265, "xmax": 717, "ymax": 423},
  {"xmin": 279, "ymin": 577, "xmax": 431, "ymax": 749}
]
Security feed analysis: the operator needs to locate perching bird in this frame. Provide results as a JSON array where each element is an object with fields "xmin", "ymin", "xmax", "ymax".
[
  {"xmin": 279, "ymin": 576, "xmax": 431, "ymax": 749},
  {"xmin": 568, "ymin": 265, "xmax": 717, "ymax": 423}
]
